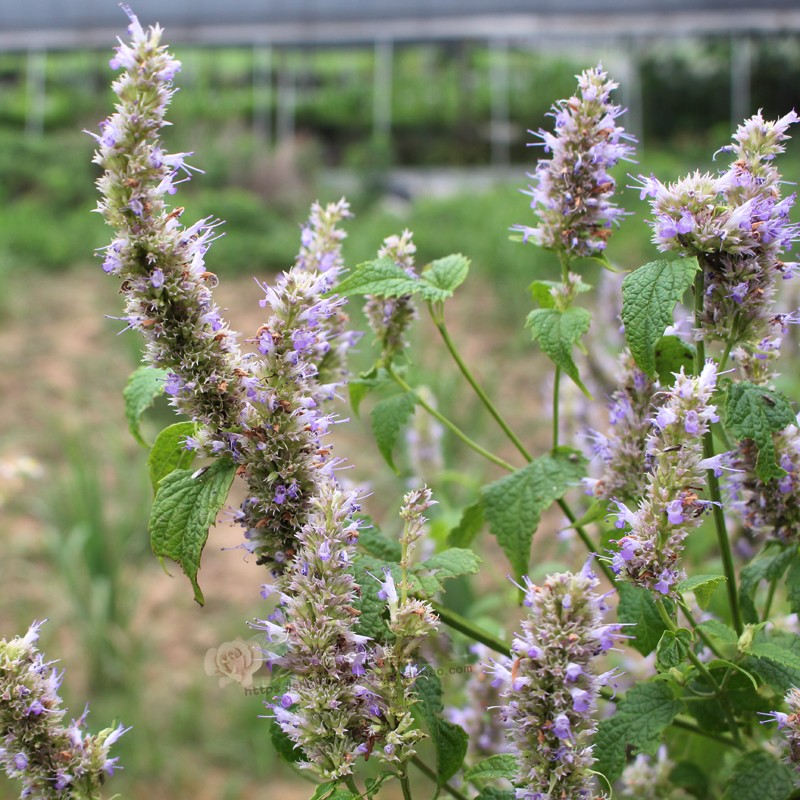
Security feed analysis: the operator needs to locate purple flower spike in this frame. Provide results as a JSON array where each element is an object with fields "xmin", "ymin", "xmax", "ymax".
[{"xmin": 490, "ymin": 567, "xmax": 623, "ymax": 799}]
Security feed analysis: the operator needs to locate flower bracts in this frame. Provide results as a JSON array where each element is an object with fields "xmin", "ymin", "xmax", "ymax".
[
  {"xmin": 0, "ymin": 623, "xmax": 126, "ymax": 799},
  {"xmin": 490, "ymin": 564, "xmax": 622, "ymax": 800}
]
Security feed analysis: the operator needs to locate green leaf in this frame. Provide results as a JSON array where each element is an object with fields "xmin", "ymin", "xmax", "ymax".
[
  {"xmin": 654, "ymin": 335, "xmax": 696, "ymax": 386},
  {"xmin": 352, "ymin": 553, "xmax": 394, "ymax": 642},
  {"xmin": 698, "ymin": 619, "xmax": 739, "ymax": 659},
  {"xmin": 669, "ymin": 761, "xmax": 709, "ymax": 799},
  {"xmin": 357, "ymin": 517, "xmax": 402, "ymax": 562},
  {"xmin": 749, "ymin": 642, "xmax": 800, "ymax": 673},
  {"xmin": 526, "ymin": 307, "xmax": 592, "ymax": 396},
  {"xmin": 481, "ymin": 452, "xmax": 586, "ymax": 580},
  {"xmin": 464, "ymin": 753, "xmax": 517, "ymax": 784},
  {"xmin": 656, "ymin": 628, "xmax": 693, "ymax": 671},
  {"xmin": 149, "ymin": 459, "xmax": 236, "ymax": 606},
  {"xmin": 475, "ymin": 790, "xmax": 515, "ymax": 800},
  {"xmin": 594, "ymin": 681, "xmax": 682, "ymax": 784},
  {"xmin": 617, "ymin": 584, "xmax": 672, "ymax": 656},
  {"xmin": 724, "ymin": 382, "xmax": 796, "ymax": 482},
  {"xmin": 413, "ymin": 667, "xmax": 468, "ymax": 783},
  {"xmin": 123, "ymin": 366, "xmax": 169, "ymax": 446},
  {"xmin": 722, "ymin": 750, "xmax": 795, "ymax": 800},
  {"xmin": 370, "ymin": 392, "xmax": 417, "ymax": 472},
  {"xmin": 147, "ymin": 422, "xmax": 198, "ymax": 493},
  {"xmin": 349, "ymin": 372, "xmax": 390, "ymax": 417},
  {"xmin": 336, "ymin": 257, "xmax": 420, "ymax": 298},
  {"xmin": 787, "ymin": 554, "xmax": 800, "ymax": 616},
  {"xmin": 422, "ymin": 253, "xmax": 470, "ymax": 296},
  {"xmin": 621, "ymin": 257, "xmax": 699, "ymax": 377},
  {"xmin": 447, "ymin": 500, "xmax": 485, "ymax": 548},
  {"xmin": 528, "ymin": 280, "xmax": 560, "ymax": 308},
  {"xmin": 677, "ymin": 574, "xmax": 727, "ymax": 610},
  {"xmin": 739, "ymin": 546, "xmax": 796, "ymax": 623},
  {"xmin": 412, "ymin": 548, "xmax": 481, "ymax": 595},
  {"xmin": 436, "ymin": 719, "xmax": 469, "ymax": 784}
]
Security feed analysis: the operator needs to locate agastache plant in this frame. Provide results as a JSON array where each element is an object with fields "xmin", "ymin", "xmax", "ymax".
[
  {"xmin": 488, "ymin": 564, "xmax": 623, "ymax": 800},
  {"xmin": 84, "ymin": 11, "xmax": 800, "ymax": 799},
  {"xmin": 611, "ymin": 362, "xmax": 722, "ymax": 597},
  {"xmin": 0, "ymin": 623, "xmax": 126, "ymax": 799}
]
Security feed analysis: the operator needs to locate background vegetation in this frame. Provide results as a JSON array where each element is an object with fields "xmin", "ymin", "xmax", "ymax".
[{"xmin": 1, "ymin": 33, "xmax": 800, "ymax": 798}]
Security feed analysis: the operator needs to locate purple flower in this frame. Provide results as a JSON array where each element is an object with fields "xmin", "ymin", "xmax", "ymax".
[{"xmin": 511, "ymin": 64, "xmax": 636, "ymax": 257}]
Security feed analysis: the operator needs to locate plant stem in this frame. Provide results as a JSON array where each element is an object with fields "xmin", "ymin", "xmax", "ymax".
[
  {"xmin": 429, "ymin": 303, "xmax": 532, "ymax": 463},
  {"xmin": 411, "ymin": 756, "xmax": 470, "ymax": 800},
  {"xmin": 694, "ymin": 264, "xmax": 743, "ymax": 636},
  {"xmin": 431, "ymin": 602, "xmax": 511, "ymax": 656},
  {"xmin": 552, "ymin": 366, "xmax": 561, "ymax": 453},
  {"xmin": 386, "ymin": 365, "xmax": 516, "ymax": 473},
  {"xmin": 345, "ymin": 776, "xmax": 362, "ymax": 798},
  {"xmin": 389, "ymin": 359, "xmax": 611, "ymax": 582},
  {"xmin": 763, "ymin": 575, "xmax": 779, "ymax": 622},
  {"xmin": 678, "ymin": 599, "xmax": 724, "ymax": 660},
  {"xmin": 657, "ymin": 597, "xmax": 744, "ymax": 747},
  {"xmin": 400, "ymin": 774, "xmax": 413, "ymax": 800}
]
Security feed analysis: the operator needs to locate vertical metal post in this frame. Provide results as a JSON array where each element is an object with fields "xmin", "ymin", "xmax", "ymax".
[
  {"xmin": 731, "ymin": 35, "xmax": 752, "ymax": 127},
  {"xmin": 252, "ymin": 43, "xmax": 273, "ymax": 148},
  {"xmin": 276, "ymin": 50, "xmax": 296, "ymax": 144},
  {"xmin": 373, "ymin": 39, "xmax": 393, "ymax": 141},
  {"xmin": 25, "ymin": 48, "xmax": 47, "ymax": 137},
  {"xmin": 489, "ymin": 38, "xmax": 510, "ymax": 166},
  {"xmin": 619, "ymin": 44, "xmax": 644, "ymax": 151}
]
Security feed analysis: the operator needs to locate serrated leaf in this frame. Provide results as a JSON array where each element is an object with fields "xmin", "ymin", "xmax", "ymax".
[
  {"xmin": 352, "ymin": 553, "xmax": 394, "ymax": 642},
  {"xmin": 337, "ymin": 257, "xmax": 420, "ymax": 298},
  {"xmin": 414, "ymin": 668, "xmax": 468, "ymax": 784},
  {"xmin": 698, "ymin": 619, "xmax": 739, "ymax": 659},
  {"xmin": 654, "ymin": 335, "xmax": 695, "ymax": 386},
  {"xmin": 749, "ymin": 642, "xmax": 800, "ymax": 673},
  {"xmin": 594, "ymin": 681, "xmax": 682, "ymax": 784},
  {"xmin": 436, "ymin": 719, "xmax": 469, "ymax": 784},
  {"xmin": 422, "ymin": 253, "xmax": 470, "ymax": 296},
  {"xmin": 482, "ymin": 452, "xmax": 586, "ymax": 581},
  {"xmin": 739, "ymin": 546, "xmax": 796, "ymax": 623},
  {"xmin": 147, "ymin": 422, "xmax": 198, "ymax": 493},
  {"xmin": 149, "ymin": 459, "xmax": 236, "ymax": 606},
  {"xmin": 370, "ymin": 392, "xmax": 417, "ymax": 472},
  {"xmin": 447, "ymin": 500, "xmax": 485, "ymax": 548},
  {"xmin": 617, "ymin": 584, "xmax": 671, "ymax": 656},
  {"xmin": 464, "ymin": 753, "xmax": 517, "ymax": 784},
  {"xmin": 526, "ymin": 307, "xmax": 592, "ymax": 396},
  {"xmin": 123, "ymin": 366, "xmax": 169, "ymax": 446},
  {"xmin": 677, "ymin": 574, "xmax": 727, "ymax": 610},
  {"xmin": 722, "ymin": 750, "xmax": 794, "ymax": 800},
  {"xmin": 656, "ymin": 628, "xmax": 693, "ymax": 671},
  {"xmin": 724, "ymin": 382, "xmax": 796, "ymax": 482},
  {"xmin": 357, "ymin": 517, "xmax": 402, "ymax": 562},
  {"xmin": 621, "ymin": 257, "xmax": 699, "ymax": 377},
  {"xmin": 412, "ymin": 548, "xmax": 481, "ymax": 595}
]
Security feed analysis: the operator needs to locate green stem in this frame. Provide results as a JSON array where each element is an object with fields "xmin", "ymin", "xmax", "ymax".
[
  {"xmin": 694, "ymin": 265, "xmax": 743, "ymax": 636},
  {"xmin": 345, "ymin": 776, "xmax": 362, "ymax": 798},
  {"xmin": 679, "ymin": 600, "xmax": 724, "ymax": 660},
  {"xmin": 552, "ymin": 366, "xmax": 561, "ymax": 453},
  {"xmin": 430, "ymin": 304, "xmax": 532, "ymax": 463},
  {"xmin": 657, "ymin": 598, "xmax": 744, "ymax": 747},
  {"xmin": 386, "ymin": 364, "xmax": 516, "ymax": 473},
  {"xmin": 400, "ymin": 774, "xmax": 413, "ymax": 800},
  {"xmin": 411, "ymin": 756, "xmax": 470, "ymax": 800},
  {"xmin": 431, "ymin": 602, "xmax": 511, "ymax": 656},
  {"xmin": 763, "ymin": 575, "xmax": 779, "ymax": 622}
]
